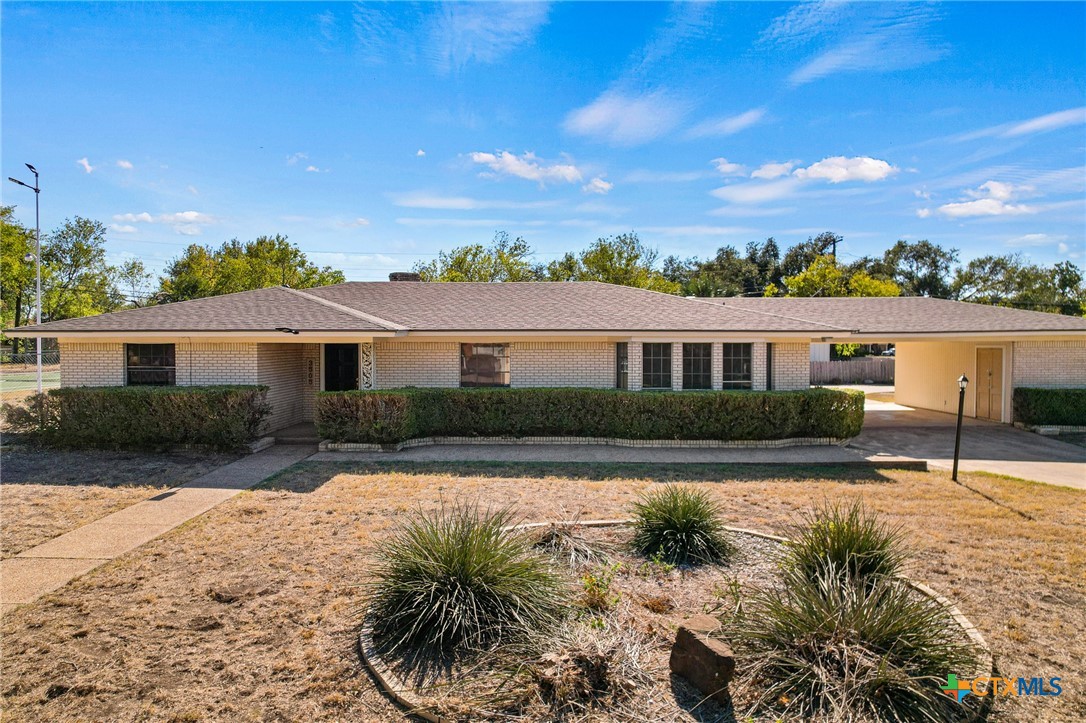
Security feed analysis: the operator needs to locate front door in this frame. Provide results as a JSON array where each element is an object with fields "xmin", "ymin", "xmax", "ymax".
[
  {"xmin": 975, "ymin": 348, "xmax": 1003, "ymax": 421},
  {"xmin": 324, "ymin": 344, "xmax": 359, "ymax": 391}
]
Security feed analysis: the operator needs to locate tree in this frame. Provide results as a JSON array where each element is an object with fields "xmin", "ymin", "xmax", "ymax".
[
  {"xmin": 881, "ymin": 239, "xmax": 958, "ymax": 297},
  {"xmin": 952, "ymin": 254, "xmax": 1085, "ymax": 316},
  {"xmin": 115, "ymin": 259, "xmax": 155, "ymax": 307},
  {"xmin": 771, "ymin": 254, "xmax": 901, "ymax": 298},
  {"xmin": 780, "ymin": 231, "xmax": 842, "ymax": 278},
  {"xmin": 413, "ymin": 231, "xmax": 543, "ymax": 282},
  {"xmin": 547, "ymin": 233, "xmax": 678, "ymax": 293},
  {"xmin": 0, "ymin": 206, "xmax": 36, "ymax": 351},
  {"xmin": 158, "ymin": 235, "xmax": 345, "ymax": 302},
  {"xmin": 40, "ymin": 217, "xmax": 120, "ymax": 321}
]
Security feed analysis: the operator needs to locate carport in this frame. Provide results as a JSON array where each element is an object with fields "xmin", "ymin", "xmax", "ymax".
[{"xmin": 719, "ymin": 296, "xmax": 1086, "ymax": 425}]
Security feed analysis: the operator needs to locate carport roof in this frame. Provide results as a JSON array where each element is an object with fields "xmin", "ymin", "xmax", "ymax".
[{"xmin": 714, "ymin": 296, "xmax": 1086, "ymax": 334}]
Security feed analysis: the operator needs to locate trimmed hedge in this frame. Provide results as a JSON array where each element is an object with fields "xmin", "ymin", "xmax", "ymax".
[
  {"xmin": 3, "ymin": 385, "xmax": 270, "ymax": 450},
  {"xmin": 1013, "ymin": 387, "xmax": 1086, "ymax": 426},
  {"xmin": 316, "ymin": 387, "xmax": 865, "ymax": 444}
]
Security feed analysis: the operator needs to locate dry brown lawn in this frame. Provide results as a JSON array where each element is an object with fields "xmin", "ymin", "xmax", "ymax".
[
  {"xmin": 0, "ymin": 449, "xmax": 239, "ymax": 558},
  {"xmin": 1, "ymin": 460, "xmax": 1083, "ymax": 722}
]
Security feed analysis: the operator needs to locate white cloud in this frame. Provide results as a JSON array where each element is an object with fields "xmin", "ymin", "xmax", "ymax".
[
  {"xmin": 687, "ymin": 108, "xmax": 766, "ymax": 138},
  {"xmin": 187, "ymin": 185, "xmax": 199, "ymax": 196},
  {"xmin": 711, "ymin": 158, "xmax": 745, "ymax": 176},
  {"xmin": 416, "ymin": 149, "xmax": 426, "ymax": 157},
  {"xmin": 1006, "ymin": 233, "xmax": 1066, "ymax": 248},
  {"xmin": 751, "ymin": 161, "xmax": 795, "ymax": 180},
  {"xmin": 287, "ymin": 152, "xmax": 308, "ymax": 165},
  {"xmin": 305, "ymin": 165, "xmax": 327, "ymax": 173},
  {"xmin": 913, "ymin": 188, "xmax": 931, "ymax": 200},
  {"xmin": 469, "ymin": 150, "xmax": 582, "ymax": 185},
  {"xmin": 428, "ymin": 2, "xmax": 549, "ymax": 74},
  {"xmin": 793, "ymin": 156, "xmax": 897, "ymax": 183},
  {"xmin": 582, "ymin": 177, "xmax": 613, "ymax": 195},
  {"xmin": 915, "ymin": 208, "xmax": 932, "ymax": 218},
  {"xmin": 935, "ymin": 180, "xmax": 1038, "ymax": 218},
  {"xmin": 966, "ymin": 180, "xmax": 1032, "ymax": 202},
  {"xmin": 563, "ymin": 89, "xmax": 688, "ymax": 145},
  {"xmin": 116, "ymin": 159, "xmax": 134, "ymax": 170},
  {"xmin": 110, "ymin": 224, "xmax": 138, "ymax": 233},
  {"xmin": 76, "ymin": 157, "xmax": 95, "ymax": 174},
  {"xmin": 112, "ymin": 210, "xmax": 216, "ymax": 233},
  {"xmin": 955, "ymin": 107, "xmax": 1086, "ymax": 142},
  {"xmin": 711, "ymin": 178, "xmax": 802, "ymax": 204},
  {"xmin": 937, "ymin": 199, "xmax": 1036, "ymax": 218},
  {"xmin": 391, "ymin": 192, "xmax": 558, "ymax": 210},
  {"xmin": 337, "ymin": 217, "xmax": 371, "ymax": 228}
]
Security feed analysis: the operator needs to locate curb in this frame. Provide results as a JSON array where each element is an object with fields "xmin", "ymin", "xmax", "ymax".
[{"xmin": 322, "ymin": 435, "xmax": 852, "ymax": 452}]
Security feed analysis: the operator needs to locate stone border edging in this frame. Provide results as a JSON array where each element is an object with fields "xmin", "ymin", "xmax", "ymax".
[
  {"xmin": 358, "ymin": 519, "xmax": 994, "ymax": 722},
  {"xmin": 323, "ymin": 435, "xmax": 850, "ymax": 452},
  {"xmin": 1014, "ymin": 422, "xmax": 1086, "ymax": 435}
]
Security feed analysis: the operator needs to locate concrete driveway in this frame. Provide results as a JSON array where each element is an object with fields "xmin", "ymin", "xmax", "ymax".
[{"xmin": 849, "ymin": 398, "xmax": 1086, "ymax": 490}]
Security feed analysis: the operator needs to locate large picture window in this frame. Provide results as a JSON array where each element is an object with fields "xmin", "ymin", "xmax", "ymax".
[
  {"xmin": 682, "ymin": 343, "xmax": 712, "ymax": 390},
  {"xmin": 642, "ymin": 343, "xmax": 672, "ymax": 389},
  {"xmin": 126, "ymin": 343, "xmax": 176, "ymax": 386},
  {"xmin": 722, "ymin": 343, "xmax": 752, "ymax": 389},
  {"xmin": 461, "ymin": 344, "xmax": 509, "ymax": 387}
]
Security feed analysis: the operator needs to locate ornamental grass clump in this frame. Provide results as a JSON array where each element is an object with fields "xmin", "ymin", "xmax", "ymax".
[
  {"xmin": 630, "ymin": 485, "xmax": 734, "ymax": 566},
  {"xmin": 784, "ymin": 500, "xmax": 907, "ymax": 585},
  {"xmin": 729, "ymin": 564, "xmax": 979, "ymax": 722},
  {"xmin": 368, "ymin": 503, "xmax": 567, "ymax": 657}
]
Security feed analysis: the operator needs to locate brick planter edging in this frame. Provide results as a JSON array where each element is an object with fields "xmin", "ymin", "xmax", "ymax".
[
  {"xmin": 323, "ymin": 435, "xmax": 851, "ymax": 452},
  {"xmin": 1014, "ymin": 422, "xmax": 1086, "ymax": 435},
  {"xmin": 357, "ymin": 520, "xmax": 993, "ymax": 722}
]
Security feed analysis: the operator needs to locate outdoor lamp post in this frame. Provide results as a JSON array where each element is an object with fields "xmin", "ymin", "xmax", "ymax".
[
  {"xmin": 952, "ymin": 374, "xmax": 968, "ymax": 482},
  {"xmin": 8, "ymin": 164, "xmax": 42, "ymax": 394}
]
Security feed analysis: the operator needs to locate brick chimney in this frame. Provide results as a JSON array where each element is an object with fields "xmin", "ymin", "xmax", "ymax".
[{"xmin": 388, "ymin": 272, "xmax": 422, "ymax": 282}]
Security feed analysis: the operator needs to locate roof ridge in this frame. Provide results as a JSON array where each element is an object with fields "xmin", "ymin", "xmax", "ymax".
[
  {"xmin": 280, "ymin": 287, "xmax": 408, "ymax": 331},
  {"xmin": 689, "ymin": 296, "xmax": 854, "ymax": 332}
]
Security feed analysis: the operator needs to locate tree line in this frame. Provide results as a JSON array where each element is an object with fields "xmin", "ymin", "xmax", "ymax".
[{"xmin": 2, "ymin": 206, "xmax": 1082, "ymax": 353}]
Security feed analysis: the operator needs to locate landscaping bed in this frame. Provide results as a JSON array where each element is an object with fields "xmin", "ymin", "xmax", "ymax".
[{"xmin": 0, "ymin": 463, "xmax": 1082, "ymax": 722}]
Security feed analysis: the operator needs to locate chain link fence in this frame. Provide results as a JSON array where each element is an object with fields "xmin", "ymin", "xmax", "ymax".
[{"xmin": 0, "ymin": 350, "xmax": 61, "ymax": 404}]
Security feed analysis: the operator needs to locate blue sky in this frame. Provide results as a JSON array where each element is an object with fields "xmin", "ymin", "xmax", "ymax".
[{"xmin": 3, "ymin": 1, "xmax": 1084, "ymax": 283}]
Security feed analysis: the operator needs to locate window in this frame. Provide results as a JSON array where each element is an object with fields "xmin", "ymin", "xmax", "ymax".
[
  {"xmin": 461, "ymin": 344, "xmax": 509, "ymax": 387},
  {"xmin": 722, "ymin": 343, "xmax": 752, "ymax": 389},
  {"xmin": 615, "ymin": 342, "xmax": 628, "ymax": 389},
  {"xmin": 126, "ymin": 343, "xmax": 175, "ymax": 386},
  {"xmin": 682, "ymin": 343, "xmax": 712, "ymax": 390},
  {"xmin": 642, "ymin": 343, "xmax": 672, "ymax": 389}
]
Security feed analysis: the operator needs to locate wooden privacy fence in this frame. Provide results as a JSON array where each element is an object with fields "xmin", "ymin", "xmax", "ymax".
[{"xmin": 811, "ymin": 358, "xmax": 895, "ymax": 385}]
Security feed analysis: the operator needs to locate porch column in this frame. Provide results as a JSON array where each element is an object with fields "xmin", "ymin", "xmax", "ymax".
[
  {"xmin": 360, "ymin": 342, "xmax": 374, "ymax": 389},
  {"xmin": 671, "ymin": 342, "xmax": 683, "ymax": 391},
  {"xmin": 711, "ymin": 342, "xmax": 723, "ymax": 390},
  {"xmin": 752, "ymin": 342, "xmax": 768, "ymax": 391},
  {"xmin": 628, "ymin": 342, "xmax": 643, "ymax": 391}
]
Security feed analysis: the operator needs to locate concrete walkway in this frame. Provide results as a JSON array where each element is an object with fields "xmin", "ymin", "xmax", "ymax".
[
  {"xmin": 0, "ymin": 445, "xmax": 313, "ymax": 613},
  {"xmin": 851, "ymin": 403, "xmax": 1086, "ymax": 490},
  {"xmin": 309, "ymin": 443, "xmax": 922, "ymax": 467}
]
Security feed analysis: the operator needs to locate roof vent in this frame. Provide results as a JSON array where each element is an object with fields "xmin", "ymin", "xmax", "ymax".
[{"xmin": 388, "ymin": 272, "xmax": 422, "ymax": 282}]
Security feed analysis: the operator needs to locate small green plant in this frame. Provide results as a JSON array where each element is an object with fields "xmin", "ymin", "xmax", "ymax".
[
  {"xmin": 580, "ymin": 563, "xmax": 622, "ymax": 612},
  {"xmin": 727, "ymin": 564, "xmax": 979, "ymax": 722},
  {"xmin": 784, "ymin": 501, "xmax": 906, "ymax": 584},
  {"xmin": 368, "ymin": 503, "xmax": 567, "ymax": 657},
  {"xmin": 630, "ymin": 485, "xmax": 734, "ymax": 566}
]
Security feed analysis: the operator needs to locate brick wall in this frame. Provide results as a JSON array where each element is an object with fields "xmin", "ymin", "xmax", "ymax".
[
  {"xmin": 375, "ymin": 341, "xmax": 461, "ymax": 388},
  {"xmin": 300, "ymin": 344, "xmax": 320, "ymax": 421},
  {"xmin": 257, "ymin": 343, "xmax": 304, "ymax": 431},
  {"xmin": 752, "ymin": 342, "xmax": 768, "ymax": 391},
  {"xmin": 59, "ymin": 342, "xmax": 125, "ymax": 386},
  {"xmin": 771, "ymin": 342, "xmax": 810, "ymax": 391},
  {"xmin": 1012, "ymin": 340, "xmax": 1086, "ymax": 389},
  {"xmin": 627, "ymin": 342, "xmax": 643, "ymax": 391},
  {"xmin": 175, "ymin": 342, "xmax": 258, "ymax": 386},
  {"xmin": 509, "ymin": 341, "xmax": 613, "ymax": 388}
]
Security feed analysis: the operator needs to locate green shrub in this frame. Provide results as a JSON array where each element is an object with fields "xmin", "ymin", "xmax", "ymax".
[
  {"xmin": 1013, "ymin": 387, "xmax": 1086, "ymax": 426},
  {"xmin": 2, "ymin": 386, "xmax": 269, "ymax": 451},
  {"xmin": 630, "ymin": 485, "xmax": 734, "ymax": 566},
  {"xmin": 315, "ymin": 387, "xmax": 865, "ymax": 443},
  {"xmin": 727, "ymin": 564, "xmax": 979, "ymax": 722},
  {"xmin": 784, "ymin": 501, "xmax": 906, "ymax": 585},
  {"xmin": 368, "ymin": 503, "xmax": 567, "ymax": 657}
]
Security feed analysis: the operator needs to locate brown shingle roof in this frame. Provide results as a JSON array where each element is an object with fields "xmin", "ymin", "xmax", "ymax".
[
  {"xmin": 303, "ymin": 281, "xmax": 846, "ymax": 332},
  {"xmin": 715, "ymin": 296, "xmax": 1086, "ymax": 334},
  {"xmin": 15, "ymin": 286, "xmax": 393, "ymax": 333}
]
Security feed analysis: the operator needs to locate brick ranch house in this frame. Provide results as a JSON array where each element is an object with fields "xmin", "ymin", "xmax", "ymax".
[{"xmin": 8, "ymin": 279, "xmax": 1086, "ymax": 432}]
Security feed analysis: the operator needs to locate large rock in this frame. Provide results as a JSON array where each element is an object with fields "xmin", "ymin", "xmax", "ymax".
[{"xmin": 669, "ymin": 614, "xmax": 735, "ymax": 705}]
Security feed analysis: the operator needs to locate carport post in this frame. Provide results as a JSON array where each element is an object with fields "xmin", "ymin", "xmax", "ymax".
[{"xmin": 952, "ymin": 375, "xmax": 968, "ymax": 481}]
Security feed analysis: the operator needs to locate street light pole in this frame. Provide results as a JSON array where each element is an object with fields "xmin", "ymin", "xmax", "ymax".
[
  {"xmin": 952, "ymin": 374, "xmax": 968, "ymax": 482},
  {"xmin": 8, "ymin": 164, "xmax": 42, "ymax": 393}
]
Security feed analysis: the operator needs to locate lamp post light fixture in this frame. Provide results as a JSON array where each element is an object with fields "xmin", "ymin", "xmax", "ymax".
[
  {"xmin": 8, "ymin": 164, "xmax": 42, "ymax": 394},
  {"xmin": 952, "ymin": 374, "xmax": 969, "ymax": 482}
]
